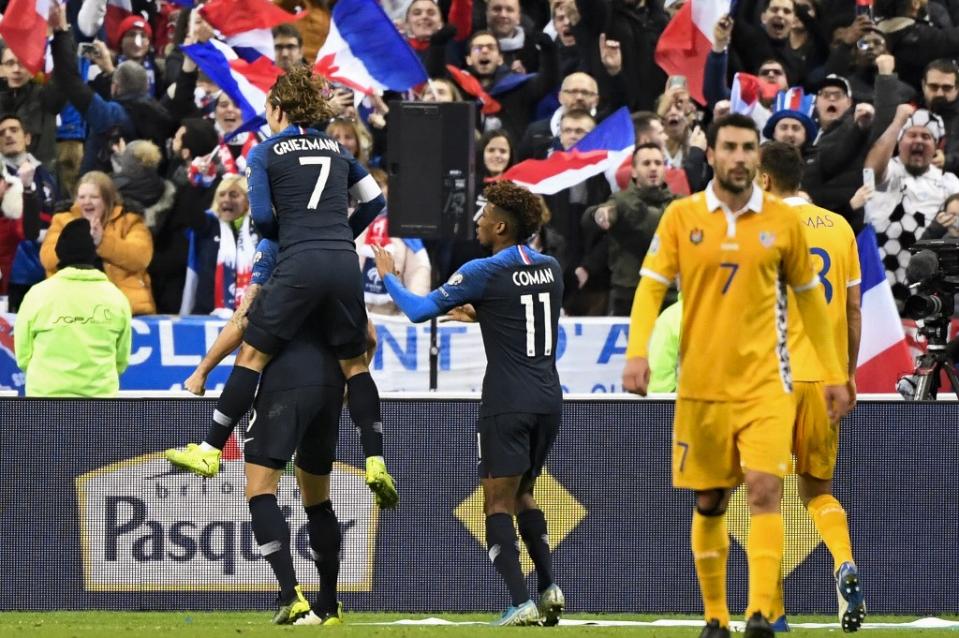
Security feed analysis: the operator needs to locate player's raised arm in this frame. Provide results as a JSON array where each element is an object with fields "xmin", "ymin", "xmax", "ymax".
[{"xmin": 623, "ymin": 205, "xmax": 680, "ymax": 396}]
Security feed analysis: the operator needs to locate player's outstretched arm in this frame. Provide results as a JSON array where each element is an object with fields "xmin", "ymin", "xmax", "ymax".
[
  {"xmin": 184, "ymin": 284, "xmax": 261, "ymax": 395},
  {"xmin": 374, "ymin": 245, "xmax": 451, "ymax": 323}
]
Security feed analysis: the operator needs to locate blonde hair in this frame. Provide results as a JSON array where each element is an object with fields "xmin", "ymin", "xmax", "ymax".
[
  {"xmin": 213, "ymin": 174, "xmax": 250, "ymax": 212},
  {"xmin": 326, "ymin": 118, "xmax": 373, "ymax": 165},
  {"xmin": 76, "ymin": 171, "xmax": 120, "ymax": 219},
  {"xmin": 127, "ymin": 140, "xmax": 163, "ymax": 169}
]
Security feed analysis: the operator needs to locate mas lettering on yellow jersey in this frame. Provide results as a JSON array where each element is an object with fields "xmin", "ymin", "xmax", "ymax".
[{"xmin": 783, "ymin": 197, "xmax": 862, "ymax": 383}]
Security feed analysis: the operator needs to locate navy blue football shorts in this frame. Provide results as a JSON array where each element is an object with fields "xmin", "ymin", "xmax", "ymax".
[
  {"xmin": 476, "ymin": 412, "xmax": 560, "ymax": 479},
  {"xmin": 244, "ymin": 248, "xmax": 368, "ymax": 360}
]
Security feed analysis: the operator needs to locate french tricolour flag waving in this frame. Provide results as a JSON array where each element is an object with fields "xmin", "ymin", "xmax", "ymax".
[
  {"xmin": 855, "ymin": 226, "xmax": 913, "ymax": 392},
  {"xmin": 200, "ymin": 0, "xmax": 304, "ymax": 62},
  {"xmin": 654, "ymin": 0, "xmax": 731, "ymax": 105},
  {"xmin": 502, "ymin": 108, "xmax": 634, "ymax": 196},
  {"xmin": 182, "ymin": 41, "xmax": 283, "ymax": 137},
  {"xmin": 0, "ymin": 0, "xmax": 53, "ymax": 75},
  {"xmin": 313, "ymin": 0, "xmax": 427, "ymax": 95}
]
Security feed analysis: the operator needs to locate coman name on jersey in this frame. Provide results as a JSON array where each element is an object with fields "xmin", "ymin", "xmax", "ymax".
[{"xmin": 512, "ymin": 269, "xmax": 555, "ymax": 287}]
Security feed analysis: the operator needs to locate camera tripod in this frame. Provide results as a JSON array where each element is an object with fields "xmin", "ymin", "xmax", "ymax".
[{"xmin": 901, "ymin": 318, "xmax": 959, "ymax": 400}]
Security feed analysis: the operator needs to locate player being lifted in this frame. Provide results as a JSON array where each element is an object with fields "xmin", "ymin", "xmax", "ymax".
[
  {"xmin": 165, "ymin": 66, "xmax": 396, "ymax": 508},
  {"xmin": 759, "ymin": 142, "xmax": 866, "ymax": 632},
  {"xmin": 373, "ymin": 182, "xmax": 564, "ymax": 627},
  {"xmin": 623, "ymin": 115, "xmax": 851, "ymax": 638}
]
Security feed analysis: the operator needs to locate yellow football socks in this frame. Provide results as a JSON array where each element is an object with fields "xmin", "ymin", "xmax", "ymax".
[
  {"xmin": 808, "ymin": 494, "xmax": 854, "ymax": 572},
  {"xmin": 746, "ymin": 512, "xmax": 784, "ymax": 619},
  {"xmin": 691, "ymin": 511, "xmax": 730, "ymax": 627}
]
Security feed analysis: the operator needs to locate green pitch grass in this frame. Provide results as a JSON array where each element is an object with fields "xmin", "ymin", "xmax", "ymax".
[{"xmin": 1, "ymin": 612, "xmax": 958, "ymax": 637}]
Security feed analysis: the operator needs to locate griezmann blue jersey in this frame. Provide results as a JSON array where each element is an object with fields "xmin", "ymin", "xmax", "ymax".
[
  {"xmin": 249, "ymin": 238, "xmax": 342, "ymax": 391},
  {"xmin": 385, "ymin": 244, "xmax": 564, "ymax": 416},
  {"xmin": 246, "ymin": 125, "xmax": 382, "ymax": 255}
]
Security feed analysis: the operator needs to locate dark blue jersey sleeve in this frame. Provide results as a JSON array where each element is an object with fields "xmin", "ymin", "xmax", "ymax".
[
  {"xmin": 246, "ymin": 143, "xmax": 276, "ymax": 239},
  {"xmin": 251, "ymin": 239, "xmax": 278, "ymax": 285},
  {"xmin": 384, "ymin": 258, "xmax": 491, "ymax": 322}
]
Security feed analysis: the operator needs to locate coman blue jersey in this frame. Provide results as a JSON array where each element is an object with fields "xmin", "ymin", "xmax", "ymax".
[
  {"xmin": 385, "ymin": 244, "xmax": 564, "ymax": 416},
  {"xmin": 246, "ymin": 125, "xmax": 383, "ymax": 255}
]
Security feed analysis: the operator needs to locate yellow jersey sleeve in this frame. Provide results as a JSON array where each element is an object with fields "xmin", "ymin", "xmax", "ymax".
[
  {"xmin": 641, "ymin": 202, "xmax": 681, "ymax": 285},
  {"xmin": 626, "ymin": 203, "xmax": 680, "ymax": 358}
]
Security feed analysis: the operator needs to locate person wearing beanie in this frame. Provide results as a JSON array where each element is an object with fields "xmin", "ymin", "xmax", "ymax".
[
  {"xmin": 762, "ymin": 87, "xmax": 819, "ymax": 154},
  {"xmin": 39, "ymin": 170, "xmax": 156, "ymax": 315},
  {"xmin": 14, "ymin": 218, "xmax": 132, "ymax": 397}
]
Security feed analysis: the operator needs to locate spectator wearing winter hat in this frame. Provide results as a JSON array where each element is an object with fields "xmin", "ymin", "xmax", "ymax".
[
  {"xmin": 85, "ymin": 15, "xmax": 163, "ymax": 99},
  {"xmin": 762, "ymin": 87, "xmax": 818, "ymax": 154},
  {"xmin": 40, "ymin": 170, "xmax": 156, "ymax": 315},
  {"xmin": 15, "ymin": 217, "xmax": 132, "ymax": 397},
  {"xmin": 864, "ymin": 104, "xmax": 959, "ymax": 309},
  {"xmin": 150, "ymin": 118, "xmax": 221, "ymax": 314}
]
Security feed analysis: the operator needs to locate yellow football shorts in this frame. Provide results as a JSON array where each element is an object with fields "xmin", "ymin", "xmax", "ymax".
[
  {"xmin": 672, "ymin": 393, "xmax": 796, "ymax": 490},
  {"xmin": 792, "ymin": 380, "xmax": 839, "ymax": 480}
]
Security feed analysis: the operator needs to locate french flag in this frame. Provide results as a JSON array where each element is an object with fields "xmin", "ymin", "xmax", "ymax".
[
  {"xmin": 855, "ymin": 226, "xmax": 913, "ymax": 392},
  {"xmin": 0, "ymin": 0, "xmax": 52, "ymax": 75},
  {"xmin": 182, "ymin": 41, "xmax": 283, "ymax": 137},
  {"xmin": 654, "ymin": 0, "xmax": 731, "ymax": 105},
  {"xmin": 502, "ymin": 107, "xmax": 635, "ymax": 195},
  {"xmin": 313, "ymin": 0, "xmax": 427, "ymax": 95},
  {"xmin": 200, "ymin": 0, "xmax": 303, "ymax": 62}
]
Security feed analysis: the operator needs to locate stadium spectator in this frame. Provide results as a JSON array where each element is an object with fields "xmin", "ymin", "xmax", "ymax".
[
  {"xmin": 357, "ymin": 171, "xmax": 430, "ymax": 316},
  {"xmin": 919, "ymin": 192, "xmax": 959, "ymax": 239},
  {"xmin": 150, "ymin": 118, "xmax": 221, "ymax": 314},
  {"xmin": 15, "ymin": 217, "xmax": 131, "ymax": 398},
  {"xmin": 327, "ymin": 118, "xmax": 373, "ymax": 167},
  {"xmin": 815, "ymin": 74, "xmax": 855, "ymax": 134},
  {"xmin": 213, "ymin": 94, "xmax": 259, "ymax": 175},
  {"xmin": 762, "ymin": 88, "xmax": 818, "ymax": 154},
  {"xmin": 572, "ymin": 0, "xmax": 669, "ymax": 111},
  {"xmin": 49, "ymin": 3, "xmax": 174, "ymax": 174},
  {"xmin": 875, "ymin": 0, "xmax": 959, "ymax": 91},
  {"xmin": 87, "ymin": 16, "xmax": 163, "ymax": 98},
  {"xmin": 732, "ymin": 0, "xmax": 814, "ymax": 82},
  {"xmin": 920, "ymin": 59, "xmax": 959, "ymax": 173},
  {"xmin": 455, "ymin": 30, "xmax": 558, "ymax": 141},
  {"xmin": 589, "ymin": 143, "xmax": 676, "ymax": 316},
  {"xmin": 420, "ymin": 77, "xmax": 465, "ymax": 102},
  {"xmin": 864, "ymin": 105, "xmax": 959, "ymax": 308},
  {"xmin": 179, "ymin": 174, "xmax": 260, "ymax": 316},
  {"xmin": 821, "ymin": 20, "xmax": 914, "ymax": 104},
  {"xmin": 0, "ymin": 174, "xmax": 25, "ymax": 295},
  {"xmin": 552, "ymin": 0, "xmax": 582, "ymax": 76},
  {"xmin": 40, "ymin": 170, "xmax": 156, "ymax": 315},
  {"xmin": 273, "ymin": 23, "xmax": 307, "ymax": 72},
  {"xmin": 518, "ymin": 72, "xmax": 599, "ymax": 161},
  {"xmin": 273, "ymin": 0, "xmax": 331, "ymax": 62},
  {"xmin": 112, "ymin": 140, "xmax": 176, "ymax": 231},
  {"xmin": 477, "ymin": 129, "xmax": 515, "ymax": 182},
  {"xmin": 0, "ymin": 44, "xmax": 66, "ymax": 168},
  {"xmin": 404, "ymin": 0, "xmax": 472, "ymax": 73},
  {"xmin": 486, "ymin": 0, "xmax": 540, "ymax": 72}
]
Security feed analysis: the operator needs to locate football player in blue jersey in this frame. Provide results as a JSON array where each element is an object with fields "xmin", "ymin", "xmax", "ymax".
[
  {"xmin": 374, "ymin": 181, "xmax": 565, "ymax": 627},
  {"xmin": 166, "ymin": 66, "xmax": 395, "ymax": 507}
]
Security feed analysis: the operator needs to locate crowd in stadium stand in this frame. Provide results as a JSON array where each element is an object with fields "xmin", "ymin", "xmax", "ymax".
[{"xmin": 1, "ymin": 0, "xmax": 959, "ymax": 320}]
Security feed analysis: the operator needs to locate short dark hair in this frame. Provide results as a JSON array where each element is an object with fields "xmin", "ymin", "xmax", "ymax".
[
  {"xmin": 924, "ymin": 58, "xmax": 959, "ymax": 84},
  {"xmin": 707, "ymin": 113, "xmax": 760, "ymax": 149},
  {"xmin": 759, "ymin": 141, "xmax": 804, "ymax": 192},
  {"xmin": 0, "ymin": 113, "xmax": 24, "ymax": 128},
  {"xmin": 484, "ymin": 181, "xmax": 548, "ymax": 242},
  {"xmin": 631, "ymin": 110, "xmax": 662, "ymax": 132},
  {"xmin": 633, "ymin": 142, "xmax": 664, "ymax": 162},
  {"xmin": 762, "ymin": 0, "xmax": 794, "ymax": 10},
  {"xmin": 467, "ymin": 30, "xmax": 500, "ymax": 54},
  {"xmin": 272, "ymin": 23, "xmax": 303, "ymax": 46}
]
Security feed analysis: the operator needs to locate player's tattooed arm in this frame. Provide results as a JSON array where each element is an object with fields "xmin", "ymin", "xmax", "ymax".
[{"xmin": 183, "ymin": 284, "xmax": 261, "ymax": 395}]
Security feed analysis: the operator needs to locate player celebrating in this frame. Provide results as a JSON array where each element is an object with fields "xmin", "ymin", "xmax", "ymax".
[
  {"xmin": 165, "ymin": 66, "xmax": 394, "ymax": 505},
  {"xmin": 622, "ymin": 115, "xmax": 851, "ymax": 638},
  {"xmin": 233, "ymin": 239, "xmax": 352, "ymax": 625},
  {"xmin": 759, "ymin": 142, "xmax": 866, "ymax": 632},
  {"xmin": 373, "ymin": 181, "xmax": 564, "ymax": 627}
]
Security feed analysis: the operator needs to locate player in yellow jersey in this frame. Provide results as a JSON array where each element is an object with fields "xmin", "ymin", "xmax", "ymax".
[
  {"xmin": 622, "ymin": 115, "xmax": 851, "ymax": 638},
  {"xmin": 759, "ymin": 142, "xmax": 866, "ymax": 633}
]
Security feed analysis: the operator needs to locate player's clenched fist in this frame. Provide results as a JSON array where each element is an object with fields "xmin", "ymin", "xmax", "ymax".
[{"xmin": 622, "ymin": 357, "xmax": 651, "ymax": 396}]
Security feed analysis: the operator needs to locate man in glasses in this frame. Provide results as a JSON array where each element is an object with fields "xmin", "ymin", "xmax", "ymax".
[{"xmin": 517, "ymin": 72, "xmax": 602, "ymax": 161}]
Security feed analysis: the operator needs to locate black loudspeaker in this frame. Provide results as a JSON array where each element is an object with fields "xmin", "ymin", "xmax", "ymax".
[{"xmin": 387, "ymin": 101, "xmax": 476, "ymax": 240}]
